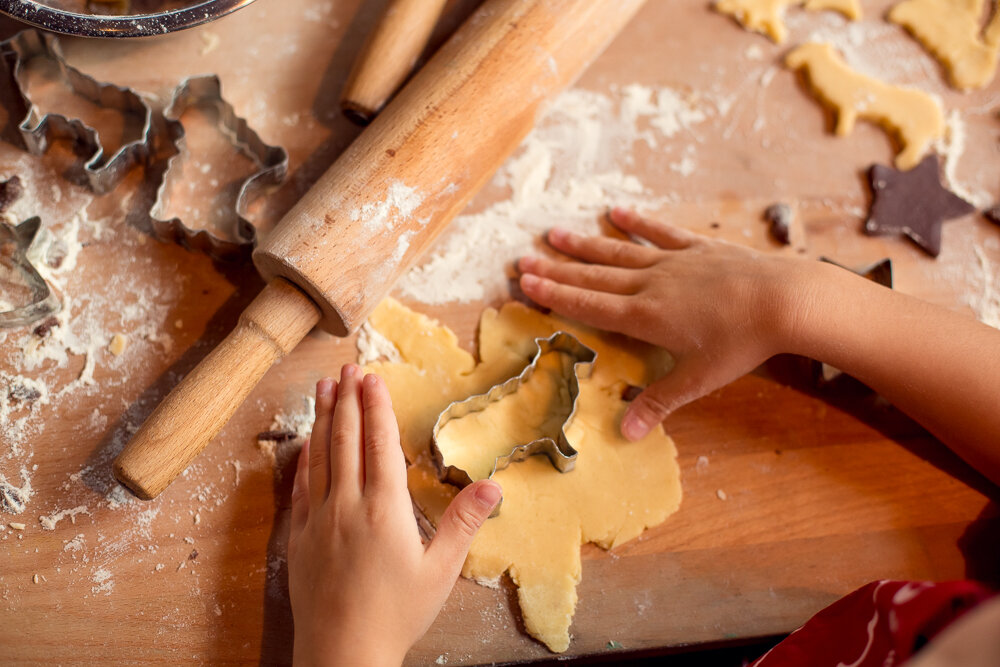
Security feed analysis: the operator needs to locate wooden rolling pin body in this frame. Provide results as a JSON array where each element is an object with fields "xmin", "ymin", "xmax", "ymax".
[
  {"xmin": 114, "ymin": 0, "xmax": 647, "ymax": 500},
  {"xmin": 340, "ymin": 0, "xmax": 449, "ymax": 124}
]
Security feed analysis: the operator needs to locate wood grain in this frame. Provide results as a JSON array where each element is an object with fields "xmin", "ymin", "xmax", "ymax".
[
  {"xmin": 340, "ymin": 0, "xmax": 450, "ymax": 124},
  {"xmin": 1, "ymin": 1, "xmax": 999, "ymax": 665},
  {"xmin": 112, "ymin": 278, "xmax": 321, "ymax": 500}
]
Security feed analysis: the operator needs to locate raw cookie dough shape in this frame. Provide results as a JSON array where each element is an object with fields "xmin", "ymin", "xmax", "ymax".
[
  {"xmin": 363, "ymin": 298, "xmax": 681, "ymax": 653},
  {"xmin": 714, "ymin": 0, "xmax": 861, "ymax": 44},
  {"xmin": 889, "ymin": 0, "xmax": 1000, "ymax": 91},
  {"xmin": 431, "ymin": 332, "xmax": 596, "ymax": 506},
  {"xmin": 785, "ymin": 42, "xmax": 944, "ymax": 170}
]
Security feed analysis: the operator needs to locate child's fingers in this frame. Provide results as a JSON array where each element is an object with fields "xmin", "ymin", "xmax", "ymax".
[
  {"xmin": 609, "ymin": 208, "xmax": 696, "ymax": 250},
  {"xmin": 518, "ymin": 255, "xmax": 639, "ymax": 295},
  {"xmin": 308, "ymin": 378, "xmax": 336, "ymax": 508},
  {"xmin": 519, "ymin": 274, "xmax": 631, "ymax": 331},
  {"xmin": 621, "ymin": 360, "xmax": 706, "ymax": 441},
  {"xmin": 425, "ymin": 480, "xmax": 502, "ymax": 576},
  {"xmin": 360, "ymin": 374, "xmax": 407, "ymax": 498},
  {"xmin": 547, "ymin": 227, "xmax": 658, "ymax": 268},
  {"xmin": 290, "ymin": 439, "xmax": 311, "ymax": 538},
  {"xmin": 330, "ymin": 364, "xmax": 364, "ymax": 499}
]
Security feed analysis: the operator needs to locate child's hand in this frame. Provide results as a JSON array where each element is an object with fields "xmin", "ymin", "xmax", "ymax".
[
  {"xmin": 518, "ymin": 208, "xmax": 817, "ymax": 442},
  {"xmin": 288, "ymin": 365, "xmax": 502, "ymax": 667}
]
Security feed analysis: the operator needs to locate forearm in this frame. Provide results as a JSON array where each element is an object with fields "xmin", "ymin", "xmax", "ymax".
[{"xmin": 784, "ymin": 262, "xmax": 1000, "ymax": 486}]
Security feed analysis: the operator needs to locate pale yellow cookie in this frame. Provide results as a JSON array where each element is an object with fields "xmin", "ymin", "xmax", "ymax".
[
  {"xmin": 889, "ymin": 0, "xmax": 1000, "ymax": 90},
  {"xmin": 785, "ymin": 42, "xmax": 944, "ymax": 169},
  {"xmin": 715, "ymin": 0, "xmax": 861, "ymax": 43}
]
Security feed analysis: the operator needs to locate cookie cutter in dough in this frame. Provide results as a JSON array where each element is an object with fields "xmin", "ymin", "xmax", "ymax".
[
  {"xmin": 0, "ymin": 217, "xmax": 60, "ymax": 328},
  {"xmin": 147, "ymin": 75, "xmax": 288, "ymax": 262},
  {"xmin": 431, "ymin": 332, "xmax": 597, "ymax": 515},
  {"xmin": 0, "ymin": 30, "xmax": 154, "ymax": 195}
]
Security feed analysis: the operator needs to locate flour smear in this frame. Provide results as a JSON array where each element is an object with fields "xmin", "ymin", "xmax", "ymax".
[{"xmin": 395, "ymin": 85, "xmax": 711, "ymax": 305}]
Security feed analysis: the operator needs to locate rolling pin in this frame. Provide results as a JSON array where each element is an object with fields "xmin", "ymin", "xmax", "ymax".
[
  {"xmin": 113, "ymin": 0, "xmax": 647, "ymax": 500},
  {"xmin": 340, "ymin": 0, "xmax": 449, "ymax": 125}
]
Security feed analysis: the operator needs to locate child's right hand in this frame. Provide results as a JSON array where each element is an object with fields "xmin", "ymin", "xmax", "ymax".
[
  {"xmin": 518, "ymin": 208, "xmax": 820, "ymax": 441},
  {"xmin": 287, "ymin": 366, "xmax": 502, "ymax": 666}
]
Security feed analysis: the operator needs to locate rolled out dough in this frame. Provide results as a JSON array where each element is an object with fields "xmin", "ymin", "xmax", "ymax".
[
  {"xmin": 785, "ymin": 42, "xmax": 944, "ymax": 170},
  {"xmin": 889, "ymin": 0, "xmax": 1000, "ymax": 90},
  {"xmin": 363, "ymin": 298, "xmax": 682, "ymax": 653},
  {"xmin": 714, "ymin": 0, "xmax": 861, "ymax": 44}
]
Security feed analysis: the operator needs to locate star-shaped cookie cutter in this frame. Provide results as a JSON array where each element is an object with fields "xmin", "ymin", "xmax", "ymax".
[
  {"xmin": 0, "ymin": 30, "xmax": 154, "ymax": 195},
  {"xmin": 0, "ymin": 216, "xmax": 60, "ymax": 328},
  {"xmin": 147, "ymin": 75, "xmax": 289, "ymax": 262},
  {"xmin": 431, "ymin": 331, "xmax": 597, "ymax": 516}
]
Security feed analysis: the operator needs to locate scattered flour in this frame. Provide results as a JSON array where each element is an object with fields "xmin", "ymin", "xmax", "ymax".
[
  {"xmin": 1, "ymin": 169, "xmax": 182, "ymax": 516},
  {"xmin": 786, "ymin": 13, "xmax": 939, "ymax": 84},
  {"xmin": 356, "ymin": 321, "xmax": 403, "ymax": 365},
  {"xmin": 39, "ymin": 504, "xmax": 89, "ymax": 530},
  {"xmin": 63, "ymin": 533, "xmax": 86, "ymax": 552},
  {"xmin": 265, "ymin": 396, "xmax": 315, "ymax": 442},
  {"xmin": 967, "ymin": 244, "xmax": 1000, "ymax": 329},
  {"xmin": 1, "ymin": 372, "xmax": 50, "ymax": 456},
  {"xmin": 396, "ymin": 85, "xmax": 715, "ymax": 305},
  {"xmin": 349, "ymin": 180, "xmax": 424, "ymax": 235},
  {"xmin": 0, "ymin": 468, "xmax": 33, "ymax": 514},
  {"xmin": 91, "ymin": 566, "xmax": 114, "ymax": 595},
  {"xmin": 935, "ymin": 111, "xmax": 991, "ymax": 210},
  {"xmin": 619, "ymin": 83, "xmax": 708, "ymax": 142}
]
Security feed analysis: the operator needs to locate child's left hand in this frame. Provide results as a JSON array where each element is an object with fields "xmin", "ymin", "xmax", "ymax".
[{"xmin": 287, "ymin": 365, "xmax": 503, "ymax": 667}]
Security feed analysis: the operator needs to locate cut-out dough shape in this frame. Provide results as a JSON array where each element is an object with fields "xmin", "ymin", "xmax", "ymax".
[
  {"xmin": 435, "ymin": 349, "xmax": 576, "ymax": 484},
  {"xmin": 889, "ymin": 0, "xmax": 1000, "ymax": 90},
  {"xmin": 785, "ymin": 42, "xmax": 944, "ymax": 170},
  {"xmin": 362, "ymin": 298, "xmax": 680, "ymax": 653},
  {"xmin": 714, "ymin": 0, "xmax": 861, "ymax": 43}
]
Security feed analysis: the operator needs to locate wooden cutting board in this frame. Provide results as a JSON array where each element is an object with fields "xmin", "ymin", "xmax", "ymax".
[{"xmin": 1, "ymin": 0, "xmax": 998, "ymax": 664}]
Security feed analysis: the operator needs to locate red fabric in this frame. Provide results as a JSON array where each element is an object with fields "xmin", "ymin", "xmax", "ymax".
[{"xmin": 753, "ymin": 580, "xmax": 994, "ymax": 667}]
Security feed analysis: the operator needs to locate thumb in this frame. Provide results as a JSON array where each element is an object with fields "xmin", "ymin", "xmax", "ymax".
[
  {"xmin": 426, "ymin": 480, "xmax": 502, "ymax": 575},
  {"xmin": 622, "ymin": 361, "xmax": 706, "ymax": 441}
]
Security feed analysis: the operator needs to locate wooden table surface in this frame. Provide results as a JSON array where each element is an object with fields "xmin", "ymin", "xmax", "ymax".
[{"xmin": 2, "ymin": 0, "xmax": 999, "ymax": 664}]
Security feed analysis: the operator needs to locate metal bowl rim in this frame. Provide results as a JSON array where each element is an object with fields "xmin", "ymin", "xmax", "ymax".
[{"xmin": 0, "ymin": 0, "xmax": 258, "ymax": 38}]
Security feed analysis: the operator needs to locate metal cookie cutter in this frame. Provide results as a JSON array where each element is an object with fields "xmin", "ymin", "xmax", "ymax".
[
  {"xmin": 0, "ymin": 30, "xmax": 154, "ymax": 195},
  {"xmin": 148, "ymin": 75, "xmax": 288, "ymax": 262},
  {"xmin": 0, "ymin": 217, "xmax": 60, "ymax": 328},
  {"xmin": 431, "ymin": 332, "xmax": 597, "ymax": 516}
]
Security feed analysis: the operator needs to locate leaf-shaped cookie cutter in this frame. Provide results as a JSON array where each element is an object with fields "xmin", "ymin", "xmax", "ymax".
[
  {"xmin": 147, "ymin": 75, "xmax": 289, "ymax": 262},
  {"xmin": 431, "ymin": 331, "xmax": 596, "ymax": 515},
  {"xmin": 0, "ymin": 217, "xmax": 60, "ymax": 328},
  {"xmin": 0, "ymin": 30, "xmax": 154, "ymax": 195}
]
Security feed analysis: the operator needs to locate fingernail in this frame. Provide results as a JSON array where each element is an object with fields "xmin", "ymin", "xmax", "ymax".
[
  {"xmin": 609, "ymin": 208, "xmax": 631, "ymax": 225},
  {"xmin": 363, "ymin": 373, "xmax": 378, "ymax": 389},
  {"xmin": 520, "ymin": 274, "xmax": 541, "ymax": 289},
  {"xmin": 343, "ymin": 364, "xmax": 357, "ymax": 379},
  {"xmin": 518, "ymin": 256, "xmax": 537, "ymax": 272},
  {"xmin": 475, "ymin": 481, "xmax": 503, "ymax": 508},
  {"xmin": 622, "ymin": 413, "xmax": 650, "ymax": 441},
  {"xmin": 317, "ymin": 378, "xmax": 333, "ymax": 397},
  {"xmin": 548, "ymin": 228, "xmax": 568, "ymax": 243}
]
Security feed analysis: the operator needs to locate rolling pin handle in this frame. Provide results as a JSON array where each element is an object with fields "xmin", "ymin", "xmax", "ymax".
[
  {"xmin": 112, "ymin": 278, "xmax": 321, "ymax": 500},
  {"xmin": 340, "ymin": 0, "xmax": 449, "ymax": 125}
]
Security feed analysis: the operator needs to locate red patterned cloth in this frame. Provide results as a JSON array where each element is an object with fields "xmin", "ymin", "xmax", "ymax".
[{"xmin": 753, "ymin": 580, "xmax": 994, "ymax": 667}]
